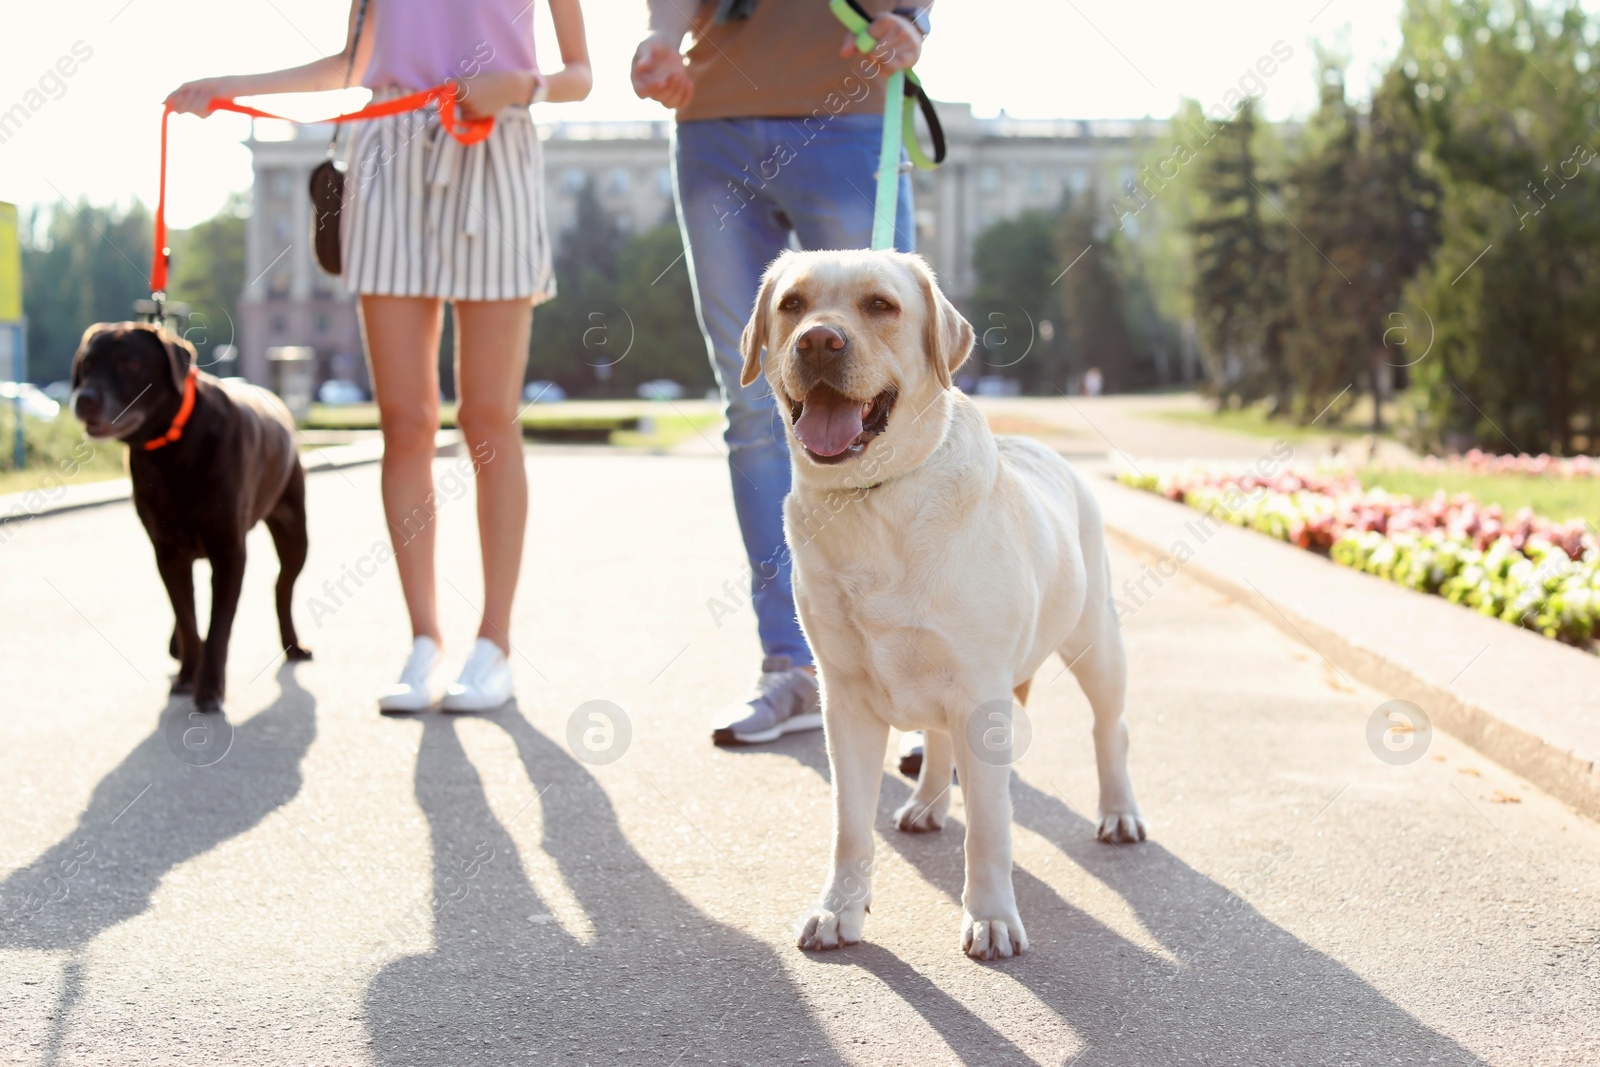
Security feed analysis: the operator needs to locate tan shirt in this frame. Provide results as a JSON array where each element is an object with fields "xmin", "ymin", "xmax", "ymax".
[{"xmin": 678, "ymin": 0, "xmax": 900, "ymax": 122}]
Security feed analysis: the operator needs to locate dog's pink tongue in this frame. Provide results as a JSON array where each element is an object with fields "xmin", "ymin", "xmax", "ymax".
[{"xmin": 795, "ymin": 386, "xmax": 864, "ymax": 457}]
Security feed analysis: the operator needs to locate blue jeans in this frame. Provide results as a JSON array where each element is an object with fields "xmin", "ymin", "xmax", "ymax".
[{"xmin": 673, "ymin": 115, "xmax": 915, "ymax": 668}]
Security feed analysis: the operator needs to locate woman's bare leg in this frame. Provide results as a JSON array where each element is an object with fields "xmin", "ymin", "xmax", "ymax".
[
  {"xmin": 452, "ymin": 297, "xmax": 533, "ymax": 654},
  {"xmin": 360, "ymin": 294, "xmax": 446, "ymax": 647}
]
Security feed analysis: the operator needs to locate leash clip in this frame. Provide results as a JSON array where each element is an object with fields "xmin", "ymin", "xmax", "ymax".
[{"xmin": 136, "ymin": 292, "xmax": 167, "ymax": 325}]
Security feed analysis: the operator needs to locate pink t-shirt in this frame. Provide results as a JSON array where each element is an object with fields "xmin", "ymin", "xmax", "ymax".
[{"xmin": 362, "ymin": 0, "xmax": 539, "ymax": 90}]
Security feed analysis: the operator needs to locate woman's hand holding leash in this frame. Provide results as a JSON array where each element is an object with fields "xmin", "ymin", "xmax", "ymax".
[{"xmin": 166, "ymin": 77, "xmax": 237, "ymax": 117}]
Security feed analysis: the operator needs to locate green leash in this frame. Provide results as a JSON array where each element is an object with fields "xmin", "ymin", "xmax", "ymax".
[{"xmin": 829, "ymin": 0, "xmax": 945, "ymax": 250}]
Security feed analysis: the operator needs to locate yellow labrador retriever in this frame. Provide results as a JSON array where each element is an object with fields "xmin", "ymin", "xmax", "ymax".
[{"xmin": 740, "ymin": 249, "xmax": 1147, "ymax": 961}]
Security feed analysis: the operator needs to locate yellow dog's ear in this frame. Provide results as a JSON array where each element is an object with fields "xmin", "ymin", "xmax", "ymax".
[
  {"xmin": 738, "ymin": 254, "xmax": 790, "ymax": 387},
  {"xmin": 910, "ymin": 255, "xmax": 974, "ymax": 390}
]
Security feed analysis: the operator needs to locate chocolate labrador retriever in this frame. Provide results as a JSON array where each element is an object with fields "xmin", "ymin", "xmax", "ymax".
[{"xmin": 71, "ymin": 322, "xmax": 312, "ymax": 712}]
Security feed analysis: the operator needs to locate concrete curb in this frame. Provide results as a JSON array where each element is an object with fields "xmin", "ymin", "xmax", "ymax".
[
  {"xmin": 1091, "ymin": 475, "xmax": 1600, "ymax": 821},
  {"xmin": 0, "ymin": 430, "xmax": 460, "ymax": 527}
]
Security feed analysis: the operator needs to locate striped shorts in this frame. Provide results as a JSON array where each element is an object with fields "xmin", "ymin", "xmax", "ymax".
[{"xmin": 341, "ymin": 95, "xmax": 557, "ymax": 304}]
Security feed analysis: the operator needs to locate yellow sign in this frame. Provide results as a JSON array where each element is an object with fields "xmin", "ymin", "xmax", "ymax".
[{"xmin": 0, "ymin": 202, "xmax": 20, "ymax": 323}]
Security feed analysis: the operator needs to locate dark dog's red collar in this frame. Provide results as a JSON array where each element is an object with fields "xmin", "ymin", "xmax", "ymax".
[{"xmin": 142, "ymin": 366, "xmax": 199, "ymax": 451}]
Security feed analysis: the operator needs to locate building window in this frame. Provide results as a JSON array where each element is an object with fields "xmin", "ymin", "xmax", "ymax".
[
  {"xmin": 271, "ymin": 170, "xmax": 291, "ymax": 198},
  {"xmin": 655, "ymin": 168, "xmax": 672, "ymax": 196},
  {"xmin": 979, "ymin": 167, "xmax": 999, "ymax": 193},
  {"xmin": 316, "ymin": 313, "xmax": 330, "ymax": 335},
  {"xmin": 608, "ymin": 167, "xmax": 630, "ymax": 195},
  {"xmin": 270, "ymin": 273, "xmax": 290, "ymax": 297},
  {"xmin": 272, "ymin": 212, "xmax": 292, "ymax": 243},
  {"xmin": 270, "ymin": 314, "xmax": 286, "ymax": 335},
  {"xmin": 563, "ymin": 168, "xmax": 586, "ymax": 192},
  {"xmin": 1069, "ymin": 169, "xmax": 1090, "ymax": 195}
]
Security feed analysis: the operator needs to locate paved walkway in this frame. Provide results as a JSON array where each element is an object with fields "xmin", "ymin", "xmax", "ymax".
[{"xmin": 2, "ymin": 444, "xmax": 1597, "ymax": 1065}]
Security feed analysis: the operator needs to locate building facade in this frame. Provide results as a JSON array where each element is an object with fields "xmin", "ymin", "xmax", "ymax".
[{"xmin": 239, "ymin": 107, "xmax": 1156, "ymax": 388}]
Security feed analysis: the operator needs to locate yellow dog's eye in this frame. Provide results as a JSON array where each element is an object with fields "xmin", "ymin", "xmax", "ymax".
[
  {"xmin": 869, "ymin": 297, "xmax": 895, "ymax": 311},
  {"xmin": 778, "ymin": 295, "xmax": 802, "ymax": 311}
]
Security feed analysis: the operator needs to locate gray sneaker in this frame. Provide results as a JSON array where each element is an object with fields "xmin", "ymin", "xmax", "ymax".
[{"xmin": 712, "ymin": 655, "xmax": 822, "ymax": 746}]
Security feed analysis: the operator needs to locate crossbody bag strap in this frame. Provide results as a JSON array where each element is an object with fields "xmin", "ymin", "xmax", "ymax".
[{"xmin": 327, "ymin": 0, "xmax": 371, "ymax": 159}]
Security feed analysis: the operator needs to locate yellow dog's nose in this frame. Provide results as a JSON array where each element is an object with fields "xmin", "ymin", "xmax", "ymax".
[{"xmin": 796, "ymin": 324, "xmax": 848, "ymax": 372}]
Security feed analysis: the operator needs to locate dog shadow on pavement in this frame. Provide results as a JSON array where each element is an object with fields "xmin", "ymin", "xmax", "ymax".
[
  {"xmin": 730, "ymin": 735, "xmax": 1488, "ymax": 1067},
  {"xmin": 362, "ymin": 707, "xmax": 844, "ymax": 1066},
  {"xmin": 0, "ymin": 667, "xmax": 316, "ymax": 1064}
]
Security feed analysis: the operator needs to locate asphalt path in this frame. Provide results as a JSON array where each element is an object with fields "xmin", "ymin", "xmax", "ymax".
[{"xmin": 2, "ymin": 444, "xmax": 1597, "ymax": 1066}]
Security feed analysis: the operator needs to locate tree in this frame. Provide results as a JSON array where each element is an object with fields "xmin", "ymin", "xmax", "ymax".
[
  {"xmin": 1400, "ymin": 0, "xmax": 1600, "ymax": 454},
  {"xmin": 1188, "ymin": 99, "xmax": 1288, "ymax": 407},
  {"xmin": 169, "ymin": 192, "xmax": 248, "ymax": 371},
  {"xmin": 1281, "ymin": 57, "xmax": 1441, "ymax": 429},
  {"xmin": 526, "ymin": 179, "xmax": 626, "ymax": 396},
  {"xmin": 611, "ymin": 223, "xmax": 713, "ymax": 394},
  {"xmin": 968, "ymin": 209, "xmax": 1066, "ymax": 391},
  {"xmin": 20, "ymin": 201, "xmax": 153, "ymax": 383},
  {"xmin": 1056, "ymin": 196, "xmax": 1145, "ymax": 391},
  {"xmin": 1280, "ymin": 63, "xmax": 1369, "ymax": 425}
]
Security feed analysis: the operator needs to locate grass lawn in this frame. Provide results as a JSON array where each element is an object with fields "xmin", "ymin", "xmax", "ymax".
[
  {"xmin": 0, "ymin": 411, "xmax": 128, "ymax": 498},
  {"xmin": 307, "ymin": 402, "xmax": 646, "ymax": 432},
  {"xmin": 1158, "ymin": 396, "xmax": 1401, "ymax": 443},
  {"xmin": 1360, "ymin": 468, "xmax": 1600, "ymax": 525},
  {"xmin": 307, "ymin": 402, "xmax": 722, "ymax": 448},
  {"xmin": 0, "ymin": 461, "xmax": 124, "ymax": 497},
  {"xmin": 611, "ymin": 412, "xmax": 723, "ymax": 450}
]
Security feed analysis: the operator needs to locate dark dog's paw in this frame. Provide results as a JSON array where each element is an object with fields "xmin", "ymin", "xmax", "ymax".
[
  {"xmin": 284, "ymin": 643, "xmax": 313, "ymax": 662},
  {"xmin": 171, "ymin": 677, "xmax": 195, "ymax": 696},
  {"xmin": 193, "ymin": 693, "xmax": 224, "ymax": 714}
]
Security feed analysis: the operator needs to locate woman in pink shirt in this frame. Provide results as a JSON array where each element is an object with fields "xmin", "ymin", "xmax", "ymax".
[{"xmin": 168, "ymin": 1, "xmax": 591, "ymax": 713}]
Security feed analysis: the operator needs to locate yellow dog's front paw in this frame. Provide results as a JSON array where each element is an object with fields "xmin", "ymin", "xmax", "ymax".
[
  {"xmin": 797, "ymin": 905, "xmax": 866, "ymax": 952},
  {"xmin": 1096, "ymin": 810, "xmax": 1148, "ymax": 844},
  {"xmin": 960, "ymin": 913, "xmax": 1028, "ymax": 961}
]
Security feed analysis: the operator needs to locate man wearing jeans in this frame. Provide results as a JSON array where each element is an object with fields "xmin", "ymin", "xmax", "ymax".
[{"xmin": 632, "ymin": 1, "xmax": 927, "ymax": 745}]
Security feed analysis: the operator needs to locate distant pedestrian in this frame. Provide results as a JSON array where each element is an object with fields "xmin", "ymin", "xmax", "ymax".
[
  {"xmin": 631, "ymin": 0, "xmax": 931, "ymax": 746},
  {"xmin": 169, "ymin": 0, "xmax": 592, "ymax": 713}
]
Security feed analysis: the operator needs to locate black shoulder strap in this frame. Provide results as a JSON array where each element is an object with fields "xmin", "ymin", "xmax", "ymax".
[
  {"xmin": 329, "ymin": 0, "xmax": 371, "ymax": 156},
  {"xmin": 345, "ymin": 0, "xmax": 371, "ymax": 89},
  {"xmin": 906, "ymin": 75, "xmax": 945, "ymax": 165}
]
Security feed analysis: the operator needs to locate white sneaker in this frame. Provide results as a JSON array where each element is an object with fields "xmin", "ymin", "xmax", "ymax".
[
  {"xmin": 378, "ymin": 636, "xmax": 441, "ymax": 714},
  {"xmin": 441, "ymin": 637, "xmax": 515, "ymax": 712}
]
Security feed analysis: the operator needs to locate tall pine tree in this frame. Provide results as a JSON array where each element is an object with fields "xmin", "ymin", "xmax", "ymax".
[{"xmin": 1189, "ymin": 99, "xmax": 1287, "ymax": 407}]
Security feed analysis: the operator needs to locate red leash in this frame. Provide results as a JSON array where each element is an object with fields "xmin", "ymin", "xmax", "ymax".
[{"xmin": 150, "ymin": 84, "xmax": 494, "ymax": 294}]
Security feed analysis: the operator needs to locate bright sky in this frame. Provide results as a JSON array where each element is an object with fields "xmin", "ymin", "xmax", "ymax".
[{"xmin": 0, "ymin": 0, "xmax": 1405, "ymax": 229}]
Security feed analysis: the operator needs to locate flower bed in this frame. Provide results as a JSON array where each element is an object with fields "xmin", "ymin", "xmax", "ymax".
[
  {"xmin": 1416, "ymin": 448, "xmax": 1599, "ymax": 480},
  {"xmin": 1119, "ymin": 467, "xmax": 1600, "ymax": 649}
]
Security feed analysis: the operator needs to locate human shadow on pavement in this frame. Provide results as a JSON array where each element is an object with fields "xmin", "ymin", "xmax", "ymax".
[
  {"xmin": 729, "ymin": 739, "xmax": 1487, "ymax": 1066},
  {"xmin": 0, "ymin": 668, "xmax": 316, "ymax": 1058},
  {"xmin": 362, "ymin": 707, "xmax": 845, "ymax": 1066}
]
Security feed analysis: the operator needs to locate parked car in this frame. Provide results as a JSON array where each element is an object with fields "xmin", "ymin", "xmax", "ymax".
[
  {"xmin": 0, "ymin": 381, "xmax": 61, "ymax": 421},
  {"xmin": 522, "ymin": 380, "xmax": 567, "ymax": 403},
  {"xmin": 637, "ymin": 379, "xmax": 683, "ymax": 401},
  {"xmin": 317, "ymin": 379, "xmax": 368, "ymax": 405}
]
